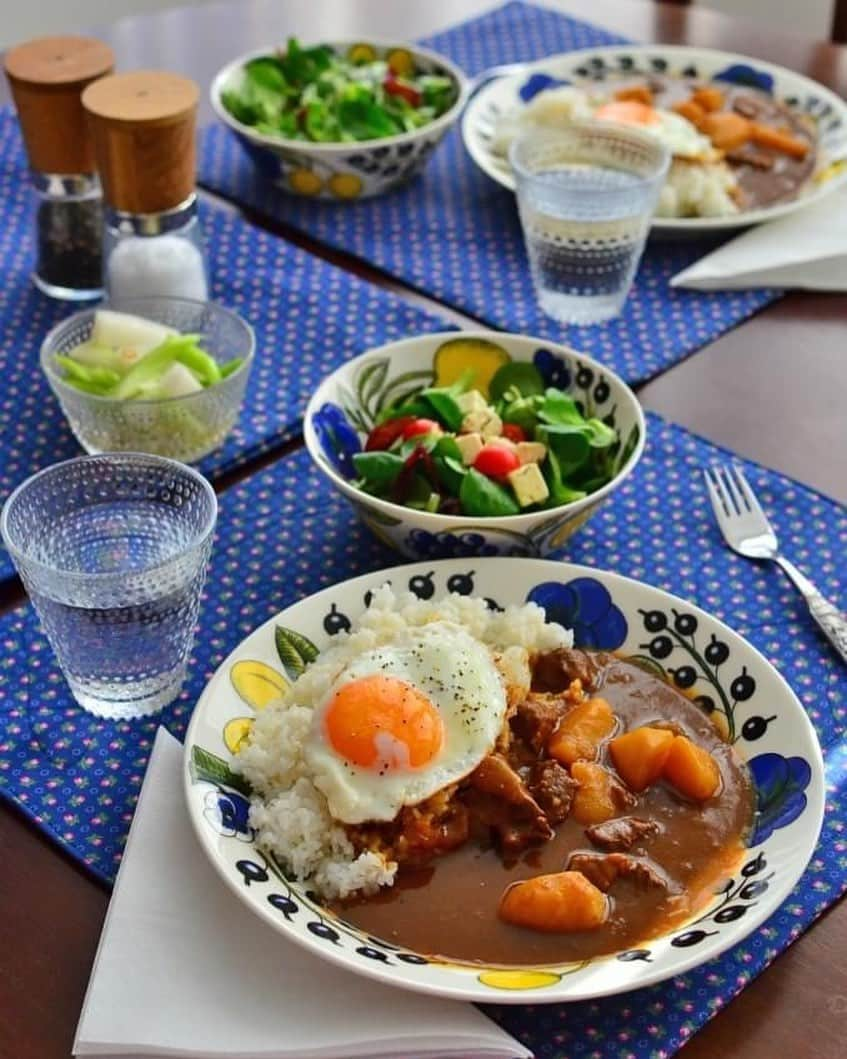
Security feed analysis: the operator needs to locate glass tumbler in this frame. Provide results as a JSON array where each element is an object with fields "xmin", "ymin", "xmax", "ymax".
[
  {"xmin": 510, "ymin": 123, "xmax": 670, "ymax": 325},
  {"xmin": 1, "ymin": 453, "xmax": 217, "ymax": 720}
]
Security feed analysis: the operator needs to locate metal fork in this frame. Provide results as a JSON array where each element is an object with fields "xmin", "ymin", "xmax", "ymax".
[{"xmin": 704, "ymin": 465, "xmax": 847, "ymax": 664}]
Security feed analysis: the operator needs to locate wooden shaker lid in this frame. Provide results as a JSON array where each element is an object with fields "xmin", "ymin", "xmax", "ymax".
[
  {"xmin": 82, "ymin": 71, "xmax": 200, "ymax": 214},
  {"xmin": 4, "ymin": 36, "xmax": 115, "ymax": 174}
]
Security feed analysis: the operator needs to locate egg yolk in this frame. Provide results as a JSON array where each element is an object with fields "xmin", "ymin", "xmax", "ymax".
[
  {"xmin": 324, "ymin": 674, "xmax": 444, "ymax": 771},
  {"xmin": 594, "ymin": 100, "xmax": 661, "ymax": 127}
]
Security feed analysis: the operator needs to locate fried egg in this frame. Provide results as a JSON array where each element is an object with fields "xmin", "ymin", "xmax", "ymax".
[
  {"xmin": 592, "ymin": 100, "xmax": 714, "ymax": 160},
  {"xmin": 303, "ymin": 622, "xmax": 508, "ymax": 824}
]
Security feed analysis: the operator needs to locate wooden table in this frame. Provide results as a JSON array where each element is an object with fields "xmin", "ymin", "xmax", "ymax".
[{"xmin": 2, "ymin": 2, "xmax": 846, "ymax": 1057}]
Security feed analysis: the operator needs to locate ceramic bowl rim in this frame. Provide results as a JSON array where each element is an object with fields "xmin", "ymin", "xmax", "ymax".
[{"xmin": 211, "ymin": 38, "xmax": 469, "ymax": 154}]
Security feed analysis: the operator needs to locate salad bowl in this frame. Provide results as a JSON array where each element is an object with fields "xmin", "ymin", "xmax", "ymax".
[
  {"xmin": 183, "ymin": 557, "xmax": 824, "ymax": 1003},
  {"xmin": 211, "ymin": 40, "xmax": 468, "ymax": 200},
  {"xmin": 304, "ymin": 332, "xmax": 645, "ymax": 559}
]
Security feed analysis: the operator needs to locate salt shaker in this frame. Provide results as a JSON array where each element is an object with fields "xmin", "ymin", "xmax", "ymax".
[
  {"xmin": 4, "ymin": 36, "xmax": 114, "ymax": 301},
  {"xmin": 82, "ymin": 71, "xmax": 208, "ymax": 301}
]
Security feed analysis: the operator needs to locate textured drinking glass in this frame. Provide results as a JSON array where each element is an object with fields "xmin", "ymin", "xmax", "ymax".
[
  {"xmin": 1, "ymin": 453, "xmax": 217, "ymax": 720},
  {"xmin": 510, "ymin": 124, "xmax": 670, "ymax": 325}
]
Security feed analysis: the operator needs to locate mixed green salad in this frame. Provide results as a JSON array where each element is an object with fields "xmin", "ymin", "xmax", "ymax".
[
  {"xmin": 351, "ymin": 355, "xmax": 625, "ymax": 518},
  {"xmin": 221, "ymin": 39, "xmax": 458, "ymax": 142},
  {"xmin": 54, "ymin": 310, "xmax": 244, "ymax": 401}
]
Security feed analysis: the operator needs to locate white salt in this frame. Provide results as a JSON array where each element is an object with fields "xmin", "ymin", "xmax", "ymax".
[{"xmin": 107, "ymin": 234, "xmax": 208, "ymax": 301}]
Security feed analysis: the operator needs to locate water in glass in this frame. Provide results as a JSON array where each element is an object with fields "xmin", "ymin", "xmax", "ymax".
[
  {"xmin": 1, "ymin": 454, "xmax": 216, "ymax": 719},
  {"xmin": 511, "ymin": 125, "xmax": 670, "ymax": 325}
]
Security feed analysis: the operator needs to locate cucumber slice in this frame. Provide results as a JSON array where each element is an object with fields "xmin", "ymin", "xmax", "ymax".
[
  {"xmin": 91, "ymin": 310, "xmax": 176, "ymax": 357},
  {"xmin": 153, "ymin": 362, "xmax": 205, "ymax": 399}
]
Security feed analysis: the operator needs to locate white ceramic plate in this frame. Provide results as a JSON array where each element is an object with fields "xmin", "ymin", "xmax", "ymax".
[
  {"xmin": 462, "ymin": 45, "xmax": 847, "ymax": 234},
  {"xmin": 184, "ymin": 557, "xmax": 824, "ymax": 1003}
]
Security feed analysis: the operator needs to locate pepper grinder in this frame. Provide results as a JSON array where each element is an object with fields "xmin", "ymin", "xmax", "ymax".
[
  {"xmin": 82, "ymin": 71, "xmax": 208, "ymax": 301},
  {"xmin": 4, "ymin": 36, "xmax": 114, "ymax": 301}
]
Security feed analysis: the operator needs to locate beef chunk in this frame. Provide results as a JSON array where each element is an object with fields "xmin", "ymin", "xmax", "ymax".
[
  {"xmin": 531, "ymin": 648, "xmax": 610, "ymax": 694},
  {"xmin": 732, "ymin": 94, "xmax": 764, "ymax": 119},
  {"xmin": 526, "ymin": 760, "xmax": 576, "ymax": 824},
  {"xmin": 567, "ymin": 852, "xmax": 671, "ymax": 893},
  {"xmin": 726, "ymin": 147, "xmax": 775, "ymax": 170},
  {"xmin": 512, "ymin": 694, "xmax": 568, "ymax": 754},
  {"xmin": 465, "ymin": 754, "xmax": 553, "ymax": 854},
  {"xmin": 585, "ymin": 816, "xmax": 661, "ymax": 852}
]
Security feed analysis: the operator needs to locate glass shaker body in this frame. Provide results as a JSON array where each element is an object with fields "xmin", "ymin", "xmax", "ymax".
[
  {"xmin": 104, "ymin": 193, "xmax": 209, "ymax": 302},
  {"xmin": 32, "ymin": 172, "xmax": 103, "ymax": 301}
]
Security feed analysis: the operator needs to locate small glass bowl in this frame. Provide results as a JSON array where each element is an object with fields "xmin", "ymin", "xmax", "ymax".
[{"xmin": 41, "ymin": 296, "xmax": 254, "ymax": 464}]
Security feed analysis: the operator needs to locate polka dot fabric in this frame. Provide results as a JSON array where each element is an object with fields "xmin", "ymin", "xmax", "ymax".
[
  {"xmin": 0, "ymin": 108, "xmax": 450, "ymax": 583},
  {"xmin": 198, "ymin": 1, "xmax": 781, "ymax": 387},
  {"xmin": 2, "ymin": 414, "xmax": 846, "ymax": 1057}
]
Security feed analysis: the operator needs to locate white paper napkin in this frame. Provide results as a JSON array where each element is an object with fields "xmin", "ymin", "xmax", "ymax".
[
  {"xmin": 671, "ymin": 184, "xmax": 847, "ymax": 291},
  {"xmin": 74, "ymin": 729, "xmax": 532, "ymax": 1059}
]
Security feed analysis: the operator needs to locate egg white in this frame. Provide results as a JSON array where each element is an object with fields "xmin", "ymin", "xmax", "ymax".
[{"xmin": 303, "ymin": 622, "xmax": 508, "ymax": 824}]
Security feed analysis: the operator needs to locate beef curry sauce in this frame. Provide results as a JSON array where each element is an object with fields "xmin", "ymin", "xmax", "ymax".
[{"xmin": 335, "ymin": 649, "xmax": 754, "ymax": 966}]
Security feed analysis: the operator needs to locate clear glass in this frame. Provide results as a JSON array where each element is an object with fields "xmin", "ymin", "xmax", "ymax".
[
  {"xmin": 510, "ymin": 124, "xmax": 670, "ymax": 325},
  {"xmin": 41, "ymin": 296, "xmax": 254, "ymax": 463},
  {"xmin": 1, "ymin": 453, "xmax": 217, "ymax": 720},
  {"xmin": 104, "ymin": 194, "xmax": 209, "ymax": 301},
  {"xmin": 32, "ymin": 173, "xmax": 103, "ymax": 302}
]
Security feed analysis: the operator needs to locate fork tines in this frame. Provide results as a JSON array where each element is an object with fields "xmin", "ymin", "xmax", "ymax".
[{"xmin": 704, "ymin": 465, "xmax": 765, "ymax": 521}]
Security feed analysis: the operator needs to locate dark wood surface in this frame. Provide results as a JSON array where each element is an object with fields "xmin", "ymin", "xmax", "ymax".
[{"xmin": 2, "ymin": 2, "xmax": 847, "ymax": 1057}]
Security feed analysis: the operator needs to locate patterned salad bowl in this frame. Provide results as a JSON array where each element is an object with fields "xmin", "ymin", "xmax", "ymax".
[
  {"xmin": 183, "ymin": 557, "xmax": 824, "ymax": 1004},
  {"xmin": 304, "ymin": 332, "xmax": 645, "ymax": 559},
  {"xmin": 211, "ymin": 41, "xmax": 468, "ymax": 200}
]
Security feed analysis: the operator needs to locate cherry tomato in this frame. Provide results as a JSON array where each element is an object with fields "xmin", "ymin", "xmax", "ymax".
[
  {"xmin": 364, "ymin": 417, "xmax": 415, "ymax": 451},
  {"xmin": 473, "ymin": 445, "xmax": 520, "ymax": 479},
  {"xmin": 402, "ymin": 418, "xmax": 440, "ymax": 439},
  {"xmin": 502, "ymin": 423, "xmax": 527, "ymax": 443},
  {"xmin": 383, "ymin": 76, "xmax": 422, "ymax": 107}
]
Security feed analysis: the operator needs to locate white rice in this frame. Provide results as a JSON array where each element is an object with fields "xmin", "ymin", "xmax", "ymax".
[
  {"xmin": 656, "ymin": 158, "xmax": 739, "ymax": 218},
  {"xmin": 236, "ymin": 585, "xmax": 572, "ymax": 899}
]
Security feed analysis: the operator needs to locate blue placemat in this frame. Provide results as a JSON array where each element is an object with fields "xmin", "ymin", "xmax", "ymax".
[
  {"xmin": 198, "ymin": 1, "xmax": 781, "ymax": 388},
  {"xmin": 1, "ymin": 414, "xmax": 846, "ymax": 1057},
  {"xmin": 0, "ymin": 108, "xmax": 450, "ymax": 583}
]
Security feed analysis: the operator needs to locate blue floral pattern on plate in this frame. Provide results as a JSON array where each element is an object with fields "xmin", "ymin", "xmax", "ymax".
[
  {"xmin": 749, "ymin": 753, "xmax": 812, "ymax": 845},
  {"xmin": 527, "ymin": 577, "xmax": 628, "ymax": 649}
]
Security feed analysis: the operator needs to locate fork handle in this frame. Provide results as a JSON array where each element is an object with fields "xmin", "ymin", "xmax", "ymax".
[{"xmin": 776, "ymin": 556, "xmax": 847, "ymax": 663}]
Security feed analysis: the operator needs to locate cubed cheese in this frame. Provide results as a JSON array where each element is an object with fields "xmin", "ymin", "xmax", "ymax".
[
  {"xmin": 507, "ymin": 463, "xmax": 550, "ymax": 508},
  {"xmin": 487, "ymin": 436, "xmax": 517, "ymax": 452},
  {"xmin": 516, "ymin": 441, "xmax": 547, "ymax": 465},
  {"xmin": 461, "ymin": 408, "xmax": 503, "ymax": 439},
  {"xmin": 454, "ymin": 432, "xmax": 484, "ymax": 465},
  {"xmin": 456, "ymin": 389, "xmax": 488, "ymax": 415}
]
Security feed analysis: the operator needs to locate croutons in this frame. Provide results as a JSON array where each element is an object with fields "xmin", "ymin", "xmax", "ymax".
[
  {"xmin": 461, "ymin": 408, "xmax": 503, "ymax": 439},
  {"xmin": 507, "ymin": 462, "xmax": 549, "ymax": 507},
  {"xmin": 454, "ymin": 432, "xmax": 484, "ymax": 466},
  {"xmin": 516, "ymin": 441, "xmax": 547, "ymax": 465},
  {"xmin": 456, "ymin": 389, "xmax": 488, "ymax": 415}
]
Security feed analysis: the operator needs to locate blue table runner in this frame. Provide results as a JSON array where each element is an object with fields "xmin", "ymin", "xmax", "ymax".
[
  {"xmin": 1, "ymin": 412, "xmax": 846, "ymax": 1057},
  {"xmin": 198, "ymin": 0, "xmax": 781, "ymax": 388},
  {"xmin": 0, "ymin": 108, "xmax": 451, "ymax": 583}
]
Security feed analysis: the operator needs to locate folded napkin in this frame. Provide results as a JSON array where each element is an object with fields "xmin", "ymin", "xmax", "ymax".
[
  {"xmin": 671, "ymin": 184, "xmax": 847, "ymax": 290},
  {"xmin": 73, "ymin": 729, "xmax": 530, "ymax": 1059}
]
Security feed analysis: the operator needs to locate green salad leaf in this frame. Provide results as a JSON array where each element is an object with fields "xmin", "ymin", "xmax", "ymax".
[
  {"xmin": 222, "ymin": 38, "xmax": 457, "ymax": 144},
  {"xmin": 460, "ymin": 468, "xmax": 520, "ymax": 517}
]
